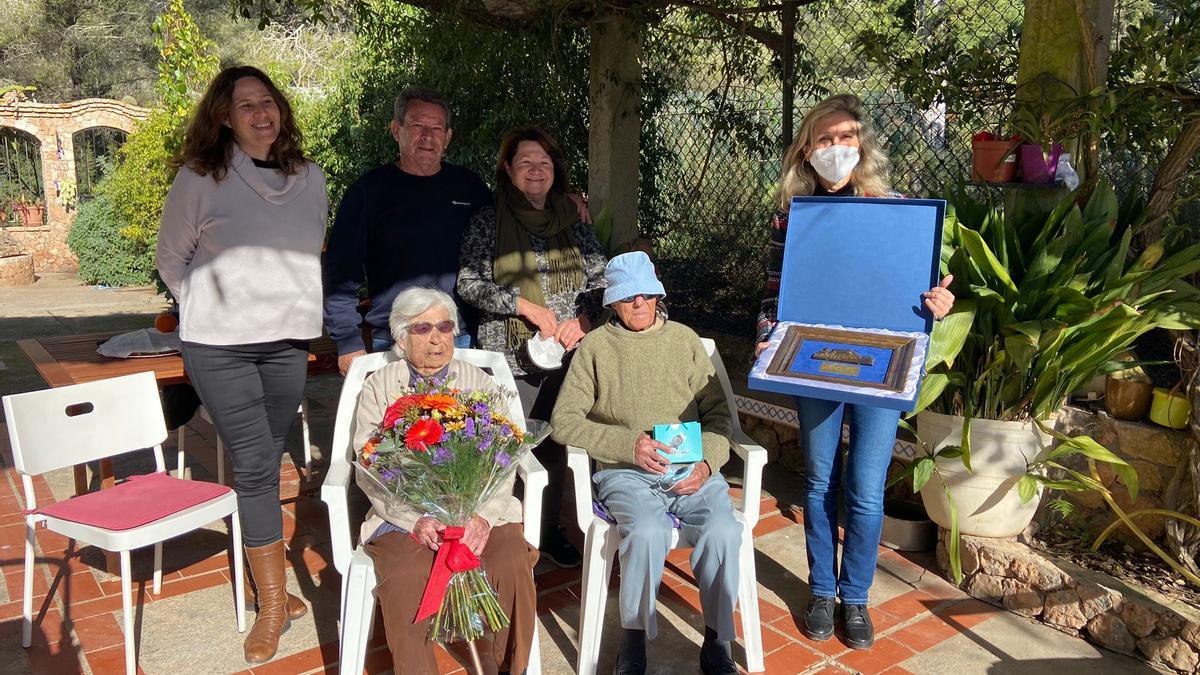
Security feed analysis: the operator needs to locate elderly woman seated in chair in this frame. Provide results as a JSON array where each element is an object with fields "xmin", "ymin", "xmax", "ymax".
[
  {"xmin": 550, "ymin": 252, "xmax": 741, "ymax": 675},
  {"xmin": 350, "ymin": 287, "xmax": 537, "ymax": 675}
]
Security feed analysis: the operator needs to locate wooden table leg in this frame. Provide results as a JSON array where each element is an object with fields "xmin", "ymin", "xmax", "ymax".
[{"xmin": 73, "ymin": 465, "xmax": 88, "ymax": 496}]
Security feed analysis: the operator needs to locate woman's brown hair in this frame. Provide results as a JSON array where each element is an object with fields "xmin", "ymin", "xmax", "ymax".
[
  {"xmin": 173, "ymin": 66, "xmax": 306, "ymax": 180},
  {"xmin": 494, "ymin": 126, "xmax": 571, "ymax": 195}
]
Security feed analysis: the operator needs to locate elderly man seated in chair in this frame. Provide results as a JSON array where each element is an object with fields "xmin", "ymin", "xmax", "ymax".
[{"xmin": 550, "ymin": 252, "xmax": 741, "ymax": 675}]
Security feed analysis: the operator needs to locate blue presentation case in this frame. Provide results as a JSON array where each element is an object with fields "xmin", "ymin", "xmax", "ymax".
[{"xmin": 747, "ymin": 196, "xmax": 946, "ymax": 411}]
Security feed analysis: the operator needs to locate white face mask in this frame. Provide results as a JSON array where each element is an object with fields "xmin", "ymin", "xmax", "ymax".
[{"xmin": 808, "ymin": 145, "xmax": 860, "ymax": 185}]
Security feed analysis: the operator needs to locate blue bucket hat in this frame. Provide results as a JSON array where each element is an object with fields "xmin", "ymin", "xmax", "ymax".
[{"xmin": 603, "ymin": 251, "xmax": 666, "ymax": 306}]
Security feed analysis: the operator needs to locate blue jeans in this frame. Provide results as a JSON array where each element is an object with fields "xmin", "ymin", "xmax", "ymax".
[
  {"xmin": 796, "ymin": 396, "xmax": 900, "ymax": 604},
  {"xmin": 371, "ymin": 333, "xmax": 471, "ymax": 353}
]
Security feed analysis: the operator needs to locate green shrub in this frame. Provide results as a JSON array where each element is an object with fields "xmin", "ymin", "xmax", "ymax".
[{"xmin": 67, "ymin": 190, "xmax": 156, "ymax": 287}]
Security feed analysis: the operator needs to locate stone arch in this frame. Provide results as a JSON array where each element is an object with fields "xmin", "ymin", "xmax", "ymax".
[
  {"xmin": 0, "ymin": 97, "xmax": 150, "ymax": 271},
  {"xmin": 0, "ymin": 125, "xmax": 45, "ymax": 216},
  {"xmin": 72, "ymin": 125, "xmax": 129, "ymax": 200}
]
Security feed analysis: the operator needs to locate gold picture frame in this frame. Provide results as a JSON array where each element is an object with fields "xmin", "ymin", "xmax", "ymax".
[{"xmin": 765, "ymin": 324, "xmax": 918, "ymax": 392}]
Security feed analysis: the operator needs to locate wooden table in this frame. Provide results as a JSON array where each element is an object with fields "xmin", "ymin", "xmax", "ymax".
[{"xmin": 18, "ymin": 331, "xmax": 338, "ymax": 493}]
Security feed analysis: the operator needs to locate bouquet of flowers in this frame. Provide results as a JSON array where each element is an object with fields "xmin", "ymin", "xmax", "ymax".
[{"xmin": 356, "ymin": 375, "xmax": 549, "ymax": 644}]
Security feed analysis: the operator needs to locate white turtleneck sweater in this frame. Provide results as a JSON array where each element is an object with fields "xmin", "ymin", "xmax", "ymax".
[{"xmin": 156, "ymin": 146, "xmax": 328, "ymax": 346}]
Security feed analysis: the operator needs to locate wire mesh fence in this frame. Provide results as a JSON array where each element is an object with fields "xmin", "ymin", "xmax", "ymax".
[{"xmin": 641, "ymin": 0, "xmax": 1178, "ymax": 338}]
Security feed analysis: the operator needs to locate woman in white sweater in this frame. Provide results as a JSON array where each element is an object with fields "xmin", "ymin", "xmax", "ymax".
[{"xmin": 156, "ymin": 65, "xmax": 327, "ymax": 665}]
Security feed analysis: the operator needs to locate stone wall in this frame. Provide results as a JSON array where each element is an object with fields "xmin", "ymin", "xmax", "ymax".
[
  {"xmin": 1054, "ymin": 406, "xmax": 1198, "ymax": 546},
  {"xmin": 0, "ymin": 97, "xmax": 150, "ymax": 272},
  {"xmin": 940, "ymin": 532, "xmax": 1200, "ymax": 673}
]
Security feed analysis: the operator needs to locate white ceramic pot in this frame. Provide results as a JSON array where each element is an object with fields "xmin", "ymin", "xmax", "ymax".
[{"xmin": 917, "ymin": 410, "xmax": 1049, "ymax": 538}]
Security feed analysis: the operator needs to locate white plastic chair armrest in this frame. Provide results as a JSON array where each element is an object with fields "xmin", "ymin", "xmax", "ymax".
[
  {"xmin": 320, "ymin": 457, "xmax": 354, "ymax": 578},
  {"xmin": 731, "ymin": 434, "xmax": 768, "ymax": 527},
  {"xmin": 517, "ymin": 452, "xmax": 547, "ymax": 549},
  {"xmin": 566, "ymin": 445, "xmax": 594, "ymax": 535}
]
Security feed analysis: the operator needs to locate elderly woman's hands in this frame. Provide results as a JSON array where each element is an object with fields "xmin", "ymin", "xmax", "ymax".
[
  {"xmin": 462, "ymin": 516, "xmax": 491, "ymax": 555},
  {"xmin": 671, "ymin": 461, "xmax": 712, "ymax": 495},
  {"xmin": 923, "ymin": 275, "xmax": 955, "ymax": 320},
  {"xmin": 634, "ymin": 433, "xmax": 672, "ymax": 474},
  {"xmin": 517, "ymin": 297, "xmax": 558, "ymax": 338},
  {"xmin": 413, "ymin": 515, "xmax": 491, "ymax": 554},
  {"xmin": 413, "ymin": 515, "xmax": 446, "ymax": 550},
  {"xmin": 554, "ymin": 312, "xmax": 593, "ymax": 351}
]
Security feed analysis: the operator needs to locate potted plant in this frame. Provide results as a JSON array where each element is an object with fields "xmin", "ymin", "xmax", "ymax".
[
  {"xmin": 1009, "ymin": 76, "xmax": 1093, "ymax": 184},
  {"xmin": 1103, "ymin": 356, "xmax": 1156, "ymax": 420},
  {"xmin": 894, "ymin": 180, "xmax": 1200, "ymax": 579},
  {"xmin": 14, "ymin": 195, "xmax": 44, "ymax": 226},
  {"xmin": 970, "ymin": 131, "xmax": 1020, "ymax": 184}
]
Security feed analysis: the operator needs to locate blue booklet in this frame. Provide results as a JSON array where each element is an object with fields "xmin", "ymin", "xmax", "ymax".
[{"xmin": 653, "ymin": 422, "xmax": 703, "ymax": 464}]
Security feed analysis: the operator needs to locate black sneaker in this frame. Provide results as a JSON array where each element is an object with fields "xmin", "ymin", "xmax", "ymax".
[
  {"xmin": 699, "ymin": 627, "xmax": 738, "ymax": 675},
  {"xmin": 540, "ymin": 528, "xmax": 582, "ymax": 568},
  {"xmin": 804, "ymin": 595, "xmax": 836, "ymax": 641},
  {"xmin": 843, "ymin": 603, "xmax": 874, "ymax": 649}
]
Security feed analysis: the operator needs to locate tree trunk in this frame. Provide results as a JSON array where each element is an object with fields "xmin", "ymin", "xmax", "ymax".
[
  {"xmin": 587, "ymin": 14, "xmax": 642, "ymax": 254},
  {"xmin": 1142, "ymin": 116, "xmax": 1200, "ymax": 244}
]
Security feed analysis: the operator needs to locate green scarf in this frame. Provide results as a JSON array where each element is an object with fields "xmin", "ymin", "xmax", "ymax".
[{"xmin": 492, "ymin": 183, "xmax": 585, "ymax": 351}]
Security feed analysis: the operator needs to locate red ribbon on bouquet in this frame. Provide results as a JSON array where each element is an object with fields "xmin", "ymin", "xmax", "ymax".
[{"xmin": 414, "ymin": 526, "xmax": 482, "ymax": 622}]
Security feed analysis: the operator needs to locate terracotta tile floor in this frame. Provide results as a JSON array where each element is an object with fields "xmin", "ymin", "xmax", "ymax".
[{"xmin": 0, "ymin": 386, "xmax": 1015, "ymax": 675}]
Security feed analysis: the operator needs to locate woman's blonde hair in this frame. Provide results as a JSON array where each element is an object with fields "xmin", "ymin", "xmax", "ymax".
[{"xmin": 776, "ymin": 94, "xmax": 891, "ymax": 209}]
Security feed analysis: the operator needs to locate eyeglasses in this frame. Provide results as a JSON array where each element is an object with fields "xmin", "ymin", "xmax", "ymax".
[
  {"xmin": 410, "ymin": 320, "xmax": 456, "ymax": 335},
  {"xmin": 615, "ymin": 294, "xmax": 661, "ymax": 305}
]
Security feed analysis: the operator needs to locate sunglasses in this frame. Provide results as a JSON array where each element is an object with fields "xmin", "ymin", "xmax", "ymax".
[
  {"xmin": 410, "ymin": 320, "xmax": 456, "ymax": 335},
  {"xmin": 615, "ymin": 294, "xmax": 662, "ymax": 305}
]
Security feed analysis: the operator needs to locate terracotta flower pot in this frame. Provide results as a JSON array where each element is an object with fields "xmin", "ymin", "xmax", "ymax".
[
  {"xmin": 1020, "ymin": 143, "xmax": 1063, "ymax": 184},
  {"xmin": 16, "ymin": 204, "xmax": 44, "ymax": 226},
  {"xmin": 971, "ymin": 139, "xmax": 1018, "ymax": 183},
  {"xmin": 1105, "ymin": 375, "xmax": 1154, "ymax": 421}
]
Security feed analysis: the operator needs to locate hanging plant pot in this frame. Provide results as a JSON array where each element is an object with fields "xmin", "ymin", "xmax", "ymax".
[
  {"xmin": 1105, "ymin": 375, "xmax": 1154, "ymax": 421},
  {"xmin": 917, "ymin": 411, "xmax": 1049, "ymax": 538},
  {"xmin": 1020, "ymin": 143, "xmax": 1063, "ymax": 184},
  {"xmin": 971, "ymin": 139, "xmax": 1018, "ymax": 183}
]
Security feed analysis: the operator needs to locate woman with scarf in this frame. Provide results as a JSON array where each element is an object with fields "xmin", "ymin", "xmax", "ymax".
[
  {"xmin": 457, "ymin": 126, "xmax": 607, "ymax": 569},
  {"xmin": 755, "ymin": 94, "xmax": 955, "ymax": 650}
]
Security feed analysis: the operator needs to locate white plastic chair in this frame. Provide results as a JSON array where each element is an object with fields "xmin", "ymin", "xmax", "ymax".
[
  {"xmin": 3, "ymin": 371, "xmax": 245, "ymax": 675},
  {"xmin": 321, "ymin": 349, "xmax": 548, "ymax": 675},
  {"xmin": 566, "ymin": 338, "xmax": 768, "ymax": 675},
  {"xmin": 177, "ymin": 401, "xmax": 311, "ymax": 483}
]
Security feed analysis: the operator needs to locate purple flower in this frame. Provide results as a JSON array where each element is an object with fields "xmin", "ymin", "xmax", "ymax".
[
  {"xmin": 464, "ymin": 417, "xmax": 476, "ymax": 438},
  {"xmin": 495, "ymin": 451, "xmax": 511, "ymax": 468},
  {"xmin": 478, "ymin": 432, "xmax": 494, "ymax": 452},
  {"xmin": 381, "ymin": 469, "xmax": 399, "ymax": 482},
  {"xmin": 470, "ymin": 401, "xmax": 490, "ymax": 415},
  {"xmin": 498, "ymin": 424, "xmax": 513, "ymax": 437},
  {"xmin": 432, "ymin": 447, "xmax": 453, "ymax": 465}
]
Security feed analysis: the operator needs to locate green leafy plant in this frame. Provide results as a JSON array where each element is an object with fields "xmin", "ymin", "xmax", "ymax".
[
  {"xmin": 67, "ymin": 190, "xmax": 156, "ymax": 287},
  {"xmin": 894, "ymin": 180, "xmax": 1200, "ymax": 583}
]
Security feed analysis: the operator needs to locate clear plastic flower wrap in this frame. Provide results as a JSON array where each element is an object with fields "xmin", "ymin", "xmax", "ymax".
[{"xmin": 355, "ymin": 375, "xmax": 550, "ymax": 644}]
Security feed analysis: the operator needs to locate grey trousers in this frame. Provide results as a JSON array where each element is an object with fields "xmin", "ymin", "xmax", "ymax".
[{"xmin": 594, "ymin": 468, "xmax": 742, "ymax": 641}]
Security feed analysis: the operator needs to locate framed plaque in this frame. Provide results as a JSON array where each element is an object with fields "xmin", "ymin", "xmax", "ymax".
[{"xmin": 765, "ymin": 325, "xmax": 918, "ymax": 392}]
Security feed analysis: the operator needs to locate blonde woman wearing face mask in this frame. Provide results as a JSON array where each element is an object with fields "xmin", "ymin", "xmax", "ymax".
[{"xmin": 754, "ymin": 94, "xmax": 954, "ymax": 651}]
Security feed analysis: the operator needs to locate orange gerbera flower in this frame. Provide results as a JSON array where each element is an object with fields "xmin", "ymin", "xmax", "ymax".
[{"xmin": 421, "ymin": 394, "xmax": 459, "ymax": 414}]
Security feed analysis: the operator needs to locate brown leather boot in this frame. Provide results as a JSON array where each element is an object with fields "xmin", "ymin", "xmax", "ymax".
[
  {"xmin": 245, "ymin": 569, "xmax": 308, "ymax": 619},
  {"xmin": 243, "ymin": 540, "xmax": 291, "ymax": 664}
]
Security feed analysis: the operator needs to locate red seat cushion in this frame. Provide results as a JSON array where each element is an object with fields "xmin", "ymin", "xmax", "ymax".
[{"xmin": 27, "ymin": 472, "xmax": 231, "ymax": 531}]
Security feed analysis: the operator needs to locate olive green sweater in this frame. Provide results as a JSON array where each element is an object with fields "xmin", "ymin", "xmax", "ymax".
[{"xmin": 550, "ymin": 319, "xmax": 732, "ymax": 470}]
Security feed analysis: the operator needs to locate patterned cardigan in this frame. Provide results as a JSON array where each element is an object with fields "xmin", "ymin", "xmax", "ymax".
[{"xmin": 456, "ymin": 206, "xmax": 608, "ymax": 376}]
